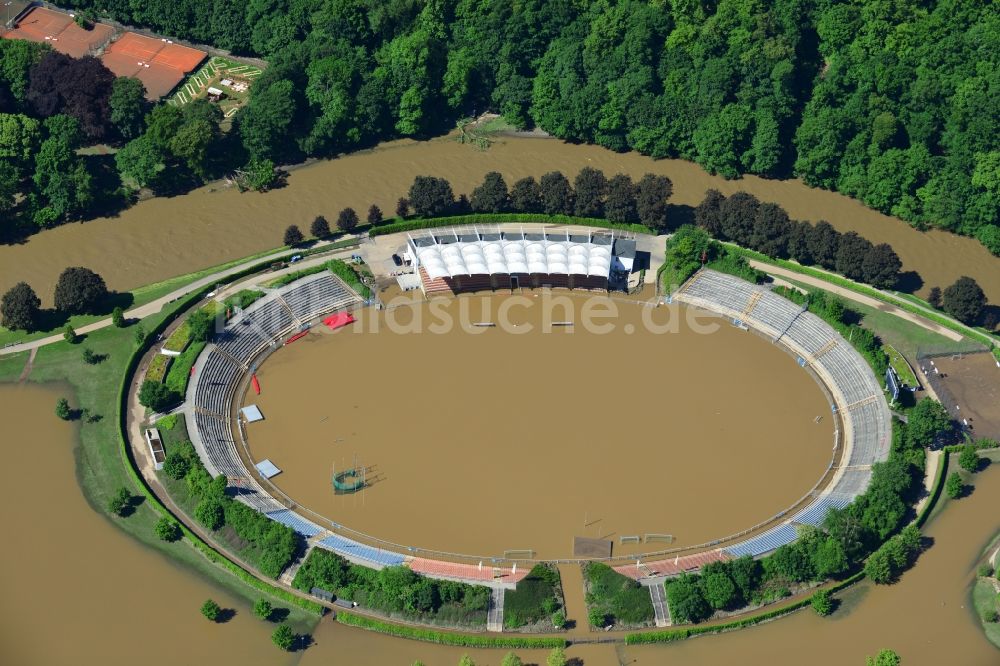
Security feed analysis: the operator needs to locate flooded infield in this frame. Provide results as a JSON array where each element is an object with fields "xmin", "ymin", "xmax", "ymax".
[
  {"xmin": 242, "ymin": 294, "xmax": 834, "ymax": 560},
  {"xmin": 299, "ymin": 465, "xmax": 1000, "ymax": 666},
  {"xmin": 2, "ymin": 324, "xmax": 997, "ymax": 664}
]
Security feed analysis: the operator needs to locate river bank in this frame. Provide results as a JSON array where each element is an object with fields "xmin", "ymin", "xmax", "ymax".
[{"xmin": 2, "ymin": 134, "xmax": 998, "ymax": 308}]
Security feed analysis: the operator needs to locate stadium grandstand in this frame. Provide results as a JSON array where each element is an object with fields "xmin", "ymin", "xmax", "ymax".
[
  {"xmin": 184, "ymin": 270, "xmax": 537, "ymax": 591},
  {"xmin": 667, "ymin": 270, "xmax": 891, "ymax": 562},
  {"xmin": 406, "ymin": 226, "xmax": 638, "ymax": 295},
  {"xmin": 186, "ymin": 266, "xmax": 891, "ymax": 592}
]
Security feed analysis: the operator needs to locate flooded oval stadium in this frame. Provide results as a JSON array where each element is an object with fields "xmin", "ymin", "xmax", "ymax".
[{"xmin": 241, "ymin": 293, "xmax": 836, "ymax": 560}]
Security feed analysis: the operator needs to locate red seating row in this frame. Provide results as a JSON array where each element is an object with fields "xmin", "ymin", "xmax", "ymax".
[
  {"xmin": 408, "ymin": 557, "xmax": 530, "ymax": 584},
  {"xmin": 613, "ymin": 549, "xmax": 731, "ymax": 580}
]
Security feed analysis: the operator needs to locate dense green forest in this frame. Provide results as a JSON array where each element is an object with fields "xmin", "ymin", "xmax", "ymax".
[{"xmin": 5, "ymin": 0, "xmax": 999, "ymax": 253}]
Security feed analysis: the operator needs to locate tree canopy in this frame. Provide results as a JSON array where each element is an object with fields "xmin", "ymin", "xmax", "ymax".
[
  {"xmin": 0, "ymin": 0, "xmax": 994, "ymax": 256},
  {"xmin": 942, "ymin": 276, "xmax": 986, "ymax": 325},
  {"xmin": 0, "ymin": 281, "xmax": 41, "ymax": 331},
  {"xmin": 27, "ymin": 53, "xmax": 116, "ymax": 141},
  {"xmin": 53, "ymin": 266, "xmax": 107, "ymax": 314}
]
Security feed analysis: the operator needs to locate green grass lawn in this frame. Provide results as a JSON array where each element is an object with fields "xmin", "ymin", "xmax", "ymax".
[
  {"xmin": 851, "ymin": 301, "xmax": 985, "ymax": 358},
  {"xmin": 0, "ymin": 248, "xmax": 282, "ymax": 349},
  {"xmin": 777, "ymin": 275, "xmax": 981, "ymax": 358},
  {"xmin": 0, "ymin": 312, "xmax": 109, "ymax": 348},
  {"xmin": 476, "ymin": 116, "xmax": 518, "ymax": 133},
  {"xmin": 11, "ymin": 303, "xmax": 318, "ymax": 629},
  {"xmin": 733, "ymin": 245, "xmax": 1000, "ymax": 347},
  {"xmin": 972, "ymin": 576, "xmax": 1000, "ymax": 648},
  {"xmin": 885, "ymin": 344, "xmax": 918, "ymax": 386},
  {"xmin": 503, "ymin": 564, "xmax": 562, "ymax": 629},
  {"xmin": 155, "ymin": 412, "xmax": 187, "ymax": 443},
  {"xmin": 583, "ymin": 562, "xmax": 654, "ymax": 628},
  {"xmin": 0, "ymin": 351, "xmax": 28, "ymax": 383}
]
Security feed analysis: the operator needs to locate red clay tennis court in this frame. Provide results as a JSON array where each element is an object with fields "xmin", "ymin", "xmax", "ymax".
[
  {"xmin": 101, "ymin": 32, "xmax": 206, "ymax": 99},
  {"xmin": 2, "ymin": 7, "xmax": 113, "ymax": 58}
]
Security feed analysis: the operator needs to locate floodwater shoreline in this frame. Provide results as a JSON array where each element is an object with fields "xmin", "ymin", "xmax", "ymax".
[
  {"xmin": 3, "ymin": 292, "xmax": 999, "ymax": 664},
  {"xmin": 2, "ymin": 134, "xmax": 999, "ymax": 310},
  {"xmin": 0, "ymin": 382, "xmax": 316, "ymax": 665}
]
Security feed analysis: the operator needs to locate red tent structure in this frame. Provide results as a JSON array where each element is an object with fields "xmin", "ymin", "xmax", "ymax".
[{"xmin": 322, "ymin": 312, "xmax": 355, "ymax": 330}]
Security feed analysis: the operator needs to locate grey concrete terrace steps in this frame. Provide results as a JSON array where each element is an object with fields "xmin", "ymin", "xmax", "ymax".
[{"xmin": 674, "ymin": 270, "xmax": 892, "ymax": 559}]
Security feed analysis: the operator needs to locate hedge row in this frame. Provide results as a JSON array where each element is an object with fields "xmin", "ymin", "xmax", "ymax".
[
  {"xmin": 943, "ymin": 439, "xmax": 999, "ymax": 454},
  {"xmin": 624, "ymin": 573, "xmax": 864, "ymax": 645},
  {"xmin": 266, "ymin": 265, "xmax": 327, "ymax": 288},
  {"xmin": 368, "ymin": 213, "xmax": 652, "ymax": 237},
  {"xmin": 326, "ymin": 259, "xmax": 371, "ymax": 300},
  {"xmin": 624, "ymin": 600, "xmax": 809, "ymax": 645},
  {"xmin": 725, "ymin": 243, "xmax": 1000, "ymax": 349},
  {"xmin": 164, "ymin": 340, "xmax": 206, "ymax": 396},
  {"xmin": 117, "ymin": 274, "xmax": 324, "ymax": 615},
  {"xmin": 336, "ymin": 612, "xmax": 565, "ymax": 648}
]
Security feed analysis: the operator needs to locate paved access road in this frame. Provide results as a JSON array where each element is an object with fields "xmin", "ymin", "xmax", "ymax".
[
  {"xmin": 3, "ymin": 228, "xmax": 982, "ymax": 357},
  {"xmin": 748, "ymin": 260, "xmax": 965, "ymax": 342}
]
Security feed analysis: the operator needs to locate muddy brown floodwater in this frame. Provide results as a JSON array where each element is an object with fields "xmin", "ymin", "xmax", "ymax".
[
  {"xmin": 1, "ymin": 135, "xmax": 998, "ymax": 307},
  {"xmin": 243, "ymin": 294, "xmax": 833, "ymax": 560},
  {"xmin": 0, "ymin": 383, "xmax": 299, "ymax": 666},
  {"xmin": 2, "ymin": 355, "xmax": 998, "ymax": 665},
  {"xmin": 299, "ymin": 460, "xmax": 1000, "ymax": 666}
]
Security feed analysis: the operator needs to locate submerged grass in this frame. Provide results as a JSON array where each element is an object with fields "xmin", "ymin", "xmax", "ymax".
[
  {"xmin": 972, "ymin": 576, "xmax": 1000, "ymax": 648},
  {"xmin": 8, "ymin": 299, "xmax": 321, "ymax": 629}
]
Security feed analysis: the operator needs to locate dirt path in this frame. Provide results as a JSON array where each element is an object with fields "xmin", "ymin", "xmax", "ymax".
[
  {"xmin": 749, "ymin": 260, "xmax": 965, "ymax": 342},
  {"xmin": 913, "ymin": 449, "xmax": 942, "ymax": 518},
  {"xmin": 17, "ymin": 347, "xmax": 36, "ymax": 382}
]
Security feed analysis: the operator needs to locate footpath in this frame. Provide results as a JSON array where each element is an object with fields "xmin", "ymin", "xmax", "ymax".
[
  {"xmin": 0, "ymin": 237, "xmax": 360, "ymax": 357},
  {"xmin": 748, "ymin": 260, "xmax": 964, "ymax": 342}
]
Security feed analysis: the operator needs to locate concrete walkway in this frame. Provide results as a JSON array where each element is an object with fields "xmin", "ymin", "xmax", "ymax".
[
  {"xmin": 279, "ymin": 544, "xmax": 314, "ymax": 587},
  {"xmin": 486, "ymin": 587, "xmax": 505, "ymax": 632},
  {"xmin": 644, "ymin": 577, "xmax": 671, "ymax": 627},
  {"xmin": 749, "ymin": 260, "xmax": 965, "ymax": 342}
]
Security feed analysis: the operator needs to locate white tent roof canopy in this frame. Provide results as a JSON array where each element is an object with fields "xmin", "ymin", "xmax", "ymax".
[{"xmin": 409, "ymin": 227, "xmax": 621, "ymax": 280}]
